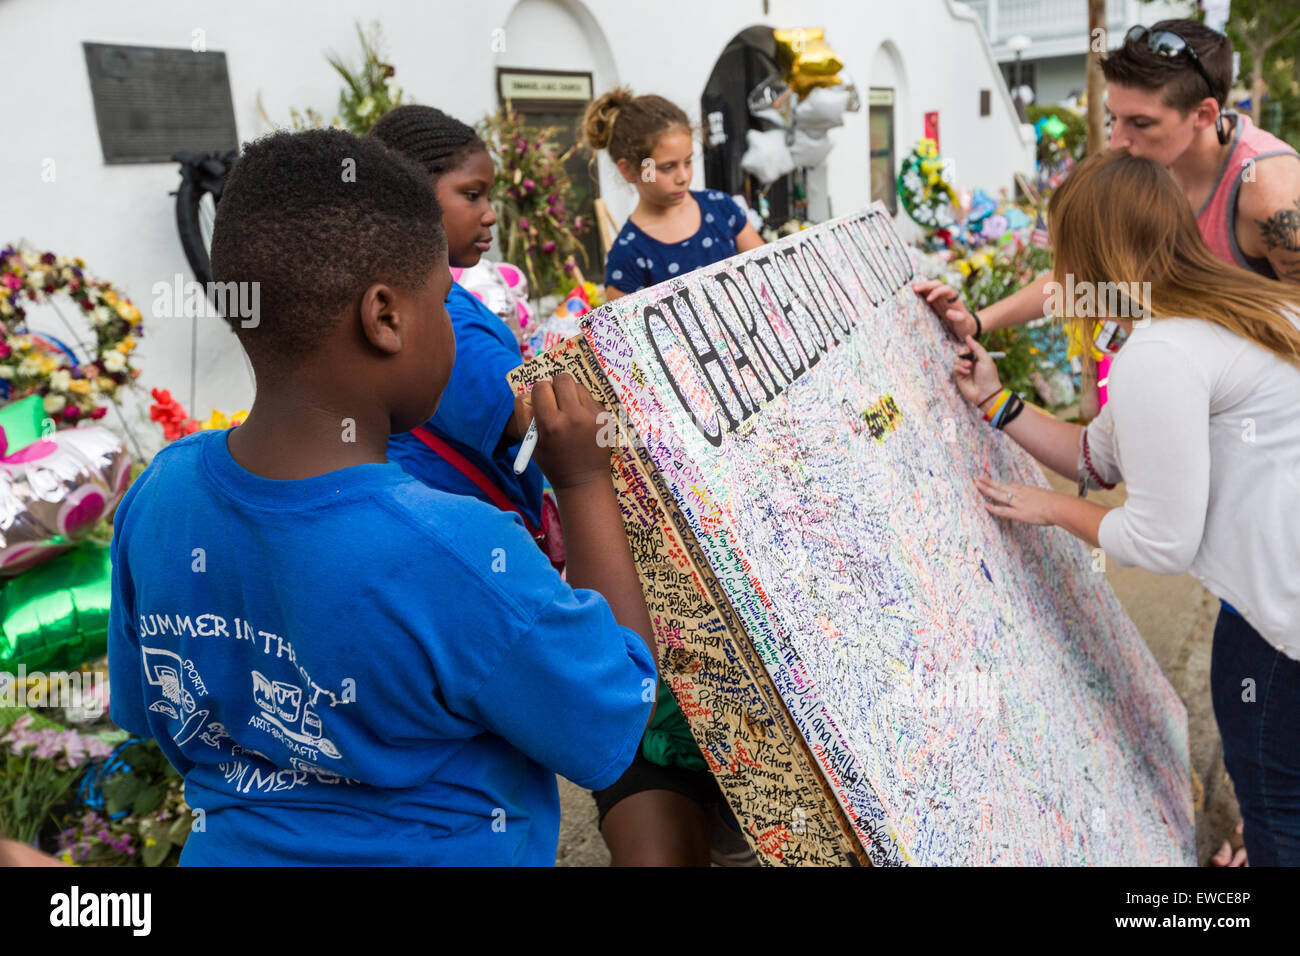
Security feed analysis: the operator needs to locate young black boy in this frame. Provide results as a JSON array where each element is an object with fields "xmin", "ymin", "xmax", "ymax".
[{"xmin": 107, "ymin": 129, "xmax": 656, "ymax": 865}]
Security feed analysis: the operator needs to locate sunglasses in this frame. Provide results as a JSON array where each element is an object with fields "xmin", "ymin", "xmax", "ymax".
[{"xmin": 1124, "ymin": 26, "xmax": 1228, "ymax": 143}]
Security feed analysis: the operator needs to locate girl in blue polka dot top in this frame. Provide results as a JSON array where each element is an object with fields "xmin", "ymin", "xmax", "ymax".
[
  {"xmin": 581, "ymin": 86, "xmax": 765, "ymax": 868},
  {"xmin": 584, "ymin": 86, "xmax": 764, "ymax": 303}
]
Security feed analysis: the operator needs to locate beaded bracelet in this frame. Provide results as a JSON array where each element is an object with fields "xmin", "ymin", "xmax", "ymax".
[{"xmin": 1081, "ymin": 430, "xmax": 1117, "ymax": 489}]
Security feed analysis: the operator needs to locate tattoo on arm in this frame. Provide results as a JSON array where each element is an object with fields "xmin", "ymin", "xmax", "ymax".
[
  {"xmin": 1257, "ymin": 198, "xmax": 1300, "ymax": 282},
  {"xmin": 1258, "ymin": 198, "xmax": 1300, "ymax": 253}
]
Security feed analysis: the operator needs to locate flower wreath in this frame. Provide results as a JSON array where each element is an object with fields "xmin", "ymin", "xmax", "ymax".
[
  {"xmin": 897, "ymin": 138, "xmax": 958, "ymax": 231},
  {"xmin": 0, "ymin": 245, "xmax": 142, "ymax": 425}
]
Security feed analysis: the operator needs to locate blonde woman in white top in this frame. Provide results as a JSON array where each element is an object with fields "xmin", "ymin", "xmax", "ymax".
[{"xmin": 953, "ymin": 149, "xmax": 1300, "ymax": 866}]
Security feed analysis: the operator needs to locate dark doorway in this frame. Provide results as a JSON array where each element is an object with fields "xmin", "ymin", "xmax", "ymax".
[{"xmin": 700, "ymin": 26, "xmax": 792, "ymax": 227}]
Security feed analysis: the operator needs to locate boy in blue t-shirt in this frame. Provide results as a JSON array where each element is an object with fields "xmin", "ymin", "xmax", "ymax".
[{"xmin": 107, "ymin": 129, "xmax": 658, "ymax": 865}]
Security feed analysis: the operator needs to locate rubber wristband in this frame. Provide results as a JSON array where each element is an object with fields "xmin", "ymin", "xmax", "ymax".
[
  {"xmin": 996, "ymin": 395, "xmax": 1025, "ymax": 430},
  {"xmin": 992, "ymin": 394, "xmax": 1016, "ymax": 429},
  {"xmin": 973, "ymin": 311, "xmax": 983, "ymax": 338},
  {"xmin": 976, "ymin": 387, "xmax": 1003, "ymax": 409},
  {"xmin": 984, "ymin": 390, "xmax": 1011, "ymax": 423}
]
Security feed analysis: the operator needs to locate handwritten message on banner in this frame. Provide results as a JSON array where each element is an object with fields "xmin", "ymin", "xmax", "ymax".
[{"xmin": 511, "ymin": 203, "xmax": 1194, "ymax": 866}]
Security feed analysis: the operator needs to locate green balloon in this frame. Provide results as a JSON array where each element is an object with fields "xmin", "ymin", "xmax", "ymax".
[
  {"xmin": 1041, "ymin": 115, "xmax": 1068, "ymax": 139},
  {"xmin": 0, "ymin": 543, "xmax": 111, "ymax": 674}
]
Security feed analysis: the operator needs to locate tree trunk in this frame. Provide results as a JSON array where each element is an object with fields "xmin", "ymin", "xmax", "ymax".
[
  {"xmin": 1085, "ymin": 0, "xmax": 1107, "ymax": 156},
  {"xmin": 1251, "ymin": 52, "xmax": 1265, "ymax": 127}
]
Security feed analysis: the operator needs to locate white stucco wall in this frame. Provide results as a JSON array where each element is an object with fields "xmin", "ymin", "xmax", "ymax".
[{"xmin": 1, "ymin": 0, "xmax": 1032, "ymax": 421}]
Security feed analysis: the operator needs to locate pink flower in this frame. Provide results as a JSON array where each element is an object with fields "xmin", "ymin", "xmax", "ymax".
[
  {"xmin": 1, "ymin": 274, "xmax": 20, "ymax": 291},
  {"xmin": 541, "ymin": 240, "xmax": 557, "ymax": 253},
  {"xmin": 521, "ymin": 178, "xmax": 535, "ymax": 192},
  {"xmin": 517, "ymin": 217, "xmax": 530, "ymax": 231},
  {"xmin": 32, "ymin": 730, "xmax": 61, "ymax": 760},
  {"xmin": 83, "ymin": 737, "xmax": 114, "ymax": 760}
]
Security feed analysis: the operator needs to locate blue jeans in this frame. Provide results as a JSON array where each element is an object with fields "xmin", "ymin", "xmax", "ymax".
[{"xmin": 1210, "ymin": 603, "xmax": 1300, "ymax": 865}]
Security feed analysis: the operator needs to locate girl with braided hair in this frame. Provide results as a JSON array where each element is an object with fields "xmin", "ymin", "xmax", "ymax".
[{"xmin": 370, "ymin": 106, "xmax": 549, "ymax": 546}]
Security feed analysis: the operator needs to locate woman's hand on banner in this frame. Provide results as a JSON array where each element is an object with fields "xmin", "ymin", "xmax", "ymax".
[
  {"xmin": 976, "ymin": 477, "xmax": 1059, "ymax": 526},
  {"xmin": 913, "ymin": 278, "xmax": 978, "ymax": 340},
  {"xmin": 953, "ymin": 336, "xmax": 1002, "ymax": 407}
]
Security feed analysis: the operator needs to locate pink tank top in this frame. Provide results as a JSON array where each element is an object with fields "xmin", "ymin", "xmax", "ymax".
[{"xmin": 1196, "ymin": 114, "xmax": 1299, "ymax": 278}]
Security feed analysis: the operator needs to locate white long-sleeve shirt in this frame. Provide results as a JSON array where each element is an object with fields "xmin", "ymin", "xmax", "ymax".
[{"xmin": 1080, "ymin": 316, "xmax": 1300, "ymax": 660}]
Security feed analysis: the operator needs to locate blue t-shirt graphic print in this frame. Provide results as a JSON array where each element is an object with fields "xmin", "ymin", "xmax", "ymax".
[{"xmin": 108, "ymin": 429, "xmax": 655, "ymax": 866}]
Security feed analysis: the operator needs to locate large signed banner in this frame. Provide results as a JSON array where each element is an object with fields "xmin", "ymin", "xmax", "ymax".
[{"xmin": 510, "ymin": 203, "xmax": 1194, "ymax": 866}]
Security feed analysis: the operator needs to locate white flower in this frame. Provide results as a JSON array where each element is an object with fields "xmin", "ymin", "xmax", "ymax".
[
  {"xmin": 17, "ymin": 358, "xmax": 42, "ymax": 377},
  {"xmin": 0, "ymin": 367, "xmax": 13, "ymax": 380},
  {"xmin": 49, "ymin": 369, "xmax": 71, "ymax": 392},
  {"xmin": 43, "ymin": 394, "xmax": 65, "ymax": 414},
  {"xmin": 357, "ymin": 96, "xmax": 376, "ymax": 118},
  {"xmin": 102, "ymin": 350, "xmax": 126, "ymax": 373},
  {"xmin": 384, "ymin": 78, "xmax": 402, "ymax": 102},
  {"xmin": 92, "ymin": 306, "xmax": 112, "ymax": 327}
]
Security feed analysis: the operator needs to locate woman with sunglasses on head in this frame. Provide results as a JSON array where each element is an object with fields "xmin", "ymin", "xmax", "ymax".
[
  {"xmin": 917, "ymin": 18, "xmax": 1300, "ymax": 361},
  {"xmin": 953, "ymin": 149, "xmax": 1300, "ymax": 867}
]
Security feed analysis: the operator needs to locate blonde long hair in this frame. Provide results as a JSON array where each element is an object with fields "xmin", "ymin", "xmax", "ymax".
[{"xmin": 1047, "ymin": 149, "xmax": 1300, "ymax": 369}]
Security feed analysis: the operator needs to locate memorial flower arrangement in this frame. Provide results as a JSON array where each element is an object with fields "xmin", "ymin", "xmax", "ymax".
[
  {"xmin": 477, "ymin": 105, "xmax": 590, "ymax": 298},
  {"xmin": 0, "ymin": 711, "xmax": 116, "ymax": 845},
  {"xmin": 272, "ymin": 20, "xmax": 407, "ymax": 134},
  {"xmin": 0, "ymin": 246, "xmax": 142, "ymax": 424},
  {"xmin": 897, "ymin": 138, "xmax": 958, "ymax": 231},
  {"xmin": 0, "ymin": 674, "xmax": 190, "ymax": 866},
  {"xmin": 325, "ymin": 21, "xmax": 407, "ymax": 135},
  {"xmin": 149, "ymin": 388, "xmax": 246, "ymax": 443}
]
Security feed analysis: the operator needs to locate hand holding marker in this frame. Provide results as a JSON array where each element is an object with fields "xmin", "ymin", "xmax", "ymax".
[{"xmin": 513, "ymin": 418, "xmax": 539, "ymax": 475}]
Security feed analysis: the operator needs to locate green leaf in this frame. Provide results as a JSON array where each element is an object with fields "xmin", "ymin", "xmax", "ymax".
[
  {"xmin": 142, "ymin": 839, "xmax": 171, "ymax": 867},
  {"xmin": 133, "ymin": 784, "xmax": 165, "ymax": 816},
  {"xmin": 103, "ymin": 774, "xmax": 142, "ymax": 815}
]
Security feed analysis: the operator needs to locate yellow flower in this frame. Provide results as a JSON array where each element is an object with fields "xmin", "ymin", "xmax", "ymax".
[
  {"xmin": 116, "ymin": 336, "xmax": 136, "ymax": 354},
  {"xmin": 97, "ymin": 376, "xmax": 116, "ymax": 392},
  {"xmin": 67, "ymin": 378, "xmax": 92, "ymax": 395},
  {"xmin": 956, "ymin": 259, "xmax": 973, "ymax": 277},
  {"xmin": 60, "ymin": 850, "xmax": 76, "ymax": 865},
  {"xmin": 35, "ymin": 354, "xmax": 59, "ymax": 375},
  {"xmin": 116, "ymin": 300, "xmax": 141, "ymax": 323},
  {"xmin": 144, "ymin": 837, "xmax": 158, "ymax": 847},
  {"xmin": 202, "ymin": 410, "xmax": 230, "ymax": 430},
  {"xmin": 102, "ymin": 290, "xmax": 119, "ymax": 306}
]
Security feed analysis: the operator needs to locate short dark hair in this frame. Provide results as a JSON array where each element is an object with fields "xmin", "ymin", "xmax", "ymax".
[
  {"xmin": 210, "ymin": 128, "xmax": 445, "ymax": 365},
  {"xmin": 1102, "ymin": 19, "xmax": 1233, "ymax": 112},
  {"xmin": 368, "ymin": 105, "xmax": 487, "ymax": 177}
]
